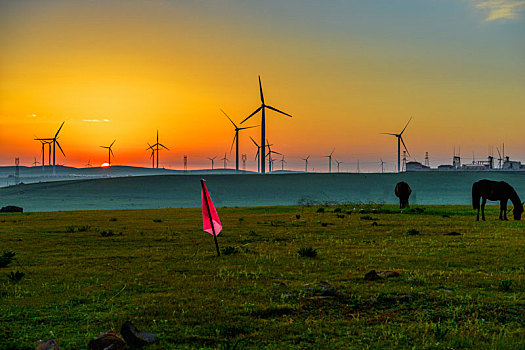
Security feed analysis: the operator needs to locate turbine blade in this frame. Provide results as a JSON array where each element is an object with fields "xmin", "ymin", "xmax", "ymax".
[
  {"xmin": 400, "ymin": 116, "xmax": 412, "ymax": 135},
  {"xmin": 250, "ymin": 136, "xmax": 259, "ymax": 147},
  {"xmin": 266, "ymin": 105, "xmax": 292, "ymax": 118},
  {"xmin": 110, "ymin": 139, "xmax": 116, "ymax": 147},
  {"xmin": 272, "ymin": 151, "xmax": 282, "ymax": 155},
  {"xmin": 159, "ymin": 143, "xmax": 169, "ymax": 150},
  {"xmin": 238, "ymin": 125, "xmax": 258, "ymax": 130},
  {"xmin": 259, "ymin": 75, "xmax": 265, "ymax": 105},
  {"xmin": 55, "ymin": 121, "xmax": 65, "ymax": 138},
  {"xmin": 220, "ymin": 109, "xmax": 238, "ymax": 129},
  {"xmin": 55, "ymin": 141, "xmax": 66, "ymax": 157},
  {"xmin": 229, "ymin": 133, "xmax": 237, "ymax": 153},
  {"xmin": 110, "ymin": 149, "xmax": 115, "ymax": 157},
  {"xmin": 146, "ymin": 143, "xmax": 153, "ymax": 151},
  {"xmin": 400, "ymin": 137, "xmax": 411, "ymax": 157},
  {"xmin": 240, "ymin": 106, "xmax": 262, "ymax": 124},
  {"xmin": 380, "ymin": 133, "xmax": 398, "ymax": 136}
]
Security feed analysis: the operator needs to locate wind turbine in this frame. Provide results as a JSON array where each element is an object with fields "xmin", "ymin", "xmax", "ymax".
[
  {"xmin": 250, "ymin": 136, "xmax": 261, "ymax": 173},
  {"xmin": 221, "ymin": 109, "xmax": 258, "ymax": 172},
  {"xmin": 34, "ymin": 139, "xmax": 50, "ymax": 171},
  {"xmin": 146, "ymin": 143, "xmax": 155, "ymax": 168},
  {"xmin": 301, "ymin": 155, "xmax": 310, "ymax": 172},
  {"xmin": 280, "ymin": 155, "xmax": 287, "ymax": 171},
  {"xmin": 34, "ymin": 121, "xmax": 66, "ymax": 175},
  {"xmin": 100, "ymin": 140, "xmax": 116, "ymax": 166},
  {"xmin": 380, "ymin": 159, "xmax": 385, "ymax": 173},
  {"xmin": 240, "ymin": 76, "xmax": 293, "ymax": 174},
  {"xmin": 148, "ymin": 130, "xmax": 169, "ymax": 169},
  {"xmin": 32, "ymin": 157, "xmax": 39, "ymax": 167},
  {"xmin": 86, "ymin": 160, "xmax": 92, "ymax": 168},
  {"xmin": 221, "ymin": 153, "xmax": 229, "ymax": 169},
  {"xmin": 381, "ymin": 117, "xmax": 412, "ymax": 173},
  {"xmin": 324, "ymin": 149, "xmax": 334, "ymax": 173},
  {"xmin": 335, "ymin": 159, "xmax": 343, "ymax": 173},
  {"xmin": 265, "ymin": 140, "xmax": 281, "ymax": 173},
  {"xmin": 208, "ymin": 156, "xmax": 217, "ymax": 170},
  {"xmin": 497, "ymin": 148, "xmax": 502, "ymax": 169}
]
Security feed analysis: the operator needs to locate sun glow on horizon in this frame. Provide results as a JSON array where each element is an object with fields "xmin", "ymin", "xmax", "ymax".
[{"xmin": 101, "ymin": 163, "xmax": 110, "ymax": 168}]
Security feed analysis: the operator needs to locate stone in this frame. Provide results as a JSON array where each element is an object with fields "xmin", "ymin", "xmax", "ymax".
[
  {"xmin": 318, "ymin": 281, "xmax": 337, "ymax": 296},
  {"xmin": 371, "ymin": 222, "xmax": 378, "ymax": 226},
  {"xmin": 35, "ymin": 339, "xmax": 60, "ymax": 350},
  {"xmin": 379, "ymin": 270, "xmax": 400, "ymax": 278},
  {"xmin": 364, "ymin": 270, "xmax": 381, "ymax": 281},
  {"xmin": 88, "ymin": 330, "xmax": 126, "ymax": 350},
  {"xmin": 444, "ymin": 231, "xmax": 461, "ymax": 236},
  {"xmin": 120, "ymin": 321, "xmax": 158, "ymax": 347}
]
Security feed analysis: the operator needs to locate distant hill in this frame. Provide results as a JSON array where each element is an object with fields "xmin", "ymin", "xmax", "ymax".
[
  {"xmin": 1, "ymin": 172, "xmax": 524, "ymax": 212},
  {"xmin": 0, "ymin": 165, "xmax": 254, "ymax": 187}
]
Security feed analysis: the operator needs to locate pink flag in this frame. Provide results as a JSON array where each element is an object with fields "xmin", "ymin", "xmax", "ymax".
[{"xmin": 201, "ymin": 180, "xmax": 222, "ymax": 236}]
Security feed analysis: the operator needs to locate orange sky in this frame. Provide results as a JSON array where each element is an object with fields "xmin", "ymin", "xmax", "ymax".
[{"xmin": 1, "ymin": 0, "xmax": 524, "ymax": 171}]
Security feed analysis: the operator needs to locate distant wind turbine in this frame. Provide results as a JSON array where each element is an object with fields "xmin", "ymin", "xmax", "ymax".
[
  {"xmin": 240, "ymin": 76, "xmax": 293, "ymax": 174},
  {"xmin": 265, "ymin": 140, "xmax": 281, "ymax": 173},
  {"xmin": 34, "ymin": 121, "xmax": 66, "ymax": 176},
  {"xmin": 32, "ymin": 157, "xmax": 39, "ymax": 167},
  {"xmin": 380, "ymin": 159, "xmax": 385, "ymax": 173},
  {"xmin": 148, "ymin": 130, "xmax": 169, "ymax": 169},
  {"xmin": 208, "ymin": 156, "xmax": 217, "ymax": 170},
  {"xmin": 335, "ymin": 159, "xmax": 343, "ymax": 173},
  {"xmin": 280, "ymin": 155, "xmax": 286, "ymax": 171},
  {"xmin": 250, "ymin": 136, "xmax": 261, "ymax": 173},
  {"xmin": 381, "ymin": 117, "xmax": 412, "ymax": 173},
  {"xmin": 100, "ymin": 140, "xmax": 116, "ymax": 166},
  {"xmin": 221, "ymin": 109, "xmax": 258, "ymax": 172},
  {"xmin": 324, "ymin": 149, "xmax": 335, "ymax": 173},
  {"xmin": 221, "ymin": 153, "xmax": 229, "ymax": 169},
  {"xmin": 146, "ymin": 143, "xmax": 155, "ymax": 168},
  {"xmin": 301, "ymin": 155, "xmax": 310, "ymax": 173}
]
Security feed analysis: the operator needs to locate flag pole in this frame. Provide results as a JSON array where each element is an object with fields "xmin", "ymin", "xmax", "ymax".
[{"xmin": 201, "ymin": 179, "xmax": 220, "ymax": 256}]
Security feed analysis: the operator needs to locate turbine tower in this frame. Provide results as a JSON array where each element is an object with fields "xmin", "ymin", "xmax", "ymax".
[
  {"xmin": 301, "ymin": 156, "xmax": 310, "ymax": 172},
  {"xmin": 324, "ymin": 149, "xmax": 334, "ymax": 173},
  {"xmin": 208, "ymin": 156, "xmax": 217, "ymax": 170},
  {"xmin": 148, "ymin": 130, "xmax": 169, "ymax": 169},
  {"xmin": 381, "ymin": 117, "xmax": 412, "ymax": 173},
  {"xmin": 380, "ymin": 159, "xmax": 385, "ymax": 173},
  {"xmin": 240, "ymin": 76, "xmax": 293, "ymax": 174},
  {"xmin": 221, "ymin": 109, "xmax": 257, "ymax": 172},
  {"xmin": 100, "ymin": 140, "xmax": 116, "ymax": 166},
  {"xmin": 250, "ymin": 136, "xmax": 261, "ymax": 173}
]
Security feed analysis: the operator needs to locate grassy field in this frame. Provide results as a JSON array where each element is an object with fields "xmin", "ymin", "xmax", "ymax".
[{"xmin": 1, "ymin": 204, "xmax": 524, "ymax": 349}]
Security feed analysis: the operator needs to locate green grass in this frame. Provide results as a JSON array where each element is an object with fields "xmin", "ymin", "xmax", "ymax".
[{"xmin": 0, "ymin": 204, "xmax": 524, "ymax": 349}]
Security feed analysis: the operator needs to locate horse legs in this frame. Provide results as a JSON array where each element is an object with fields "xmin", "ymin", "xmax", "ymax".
[
  {"xmin": 481, "ymin": 198, "xmax": 486, "ymax": 221},
  {"xmin": 501, "ymin": 200, "xmax": 508, "ymax": 221}
]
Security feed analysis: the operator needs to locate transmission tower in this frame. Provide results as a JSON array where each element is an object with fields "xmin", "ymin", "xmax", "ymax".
[{"xmin": 15, "ymin": 158, "xmax": 20, "ymax": 184}]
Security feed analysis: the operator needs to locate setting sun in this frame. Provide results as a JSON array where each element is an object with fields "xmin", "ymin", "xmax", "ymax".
[{"xmin": 100, "ymin": 163, "xmax": 110, "ymax": 168}]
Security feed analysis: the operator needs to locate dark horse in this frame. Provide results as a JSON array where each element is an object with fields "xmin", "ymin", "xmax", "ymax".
[
  {"xmin": 395, "ymin": 181, "xmax": 412, "ymax": 209},
  {"xmin": 472, "ymin": 179, "xmax": 524, "ymax": 221}
]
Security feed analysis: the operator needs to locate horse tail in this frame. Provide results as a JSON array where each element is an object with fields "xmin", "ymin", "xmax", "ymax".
[{"xmin": 472, "ymin": 182, "xmax": 480, "ymax": 210}]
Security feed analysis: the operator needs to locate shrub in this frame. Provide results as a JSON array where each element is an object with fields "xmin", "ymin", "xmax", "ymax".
[
  {"xmin": 66, "ymin": 226, "xmax": 76, "ymax": 233},
  {"xmin": 0, "ymin": 251, "xmax": 15, "ymax": 268},
  {"xmin": 221, "ymin": 246, "xmax": 238, "ymax": 255},
  {"xmin": 499, "ymin": 279, "xmax": 513, "ymax": 292},
  {"xmin": 298, "ymin": 247, "xmax": 318, "ymax": 258},
  {"xmin": 153, "ymin": 219, "xmax": 163, "ymax": 223},
  {"xmin": 109, "ymin": 218, "xmax": 117, "ymax": 222},
  {"xmin": 321, "ymin": 222, "xmax": 328, "ymax": 227},
  {"xmin": 333, "ymin": 208, "xmax": 342, "ymax": 213},
  {"xmin": 238, "ymin": 217, "xmax": 244, "ymax": 224},
  {"xmin": 7, "ymin": 270, "xmax": 24, "ymax": 283},
  {"xmin": 336, "ymin": 214, "xmax": 345, "ymax": 219},
  {"xmin": 78, "ymin": 225, "xmax": 90, "ymax": 232},
  {"xmin": 100, "ymin": 230, "xmax": 114, "ymax": 237},
  {"xmin": 406, "ymin": 229, "xmax": 420, "ymax": 235},
  {"xmin": 295, "ymin": 214, "xmax": 301, "ymax": 219},
  {"xmin": 316, "ymin": 208, "xmax": 325, "ymax": 213}
]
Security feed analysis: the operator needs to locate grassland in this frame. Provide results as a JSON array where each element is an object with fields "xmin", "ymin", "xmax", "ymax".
[{"xmin": 1, "ymin": 204, "xmax": 524, "ymax": 349}]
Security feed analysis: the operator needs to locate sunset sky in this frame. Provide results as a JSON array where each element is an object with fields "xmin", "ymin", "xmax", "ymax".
[{"xmin": 1, "ymin": 0, "xmax": 524, "ymax": 172}]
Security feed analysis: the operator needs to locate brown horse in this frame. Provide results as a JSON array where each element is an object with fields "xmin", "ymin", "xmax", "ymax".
[
  {"xmin": 395, "ymin": 181, "xmax": 412, "ymax": 209},
  {"xmin": 472, "ymin": 179, "xmax": 524, "ymax": 221}
]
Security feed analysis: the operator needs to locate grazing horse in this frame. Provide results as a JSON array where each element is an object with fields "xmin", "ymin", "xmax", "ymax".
[
  {"xmin": 472, "ymin": 179, "xmax": 524, "ymax": 221},
  {"xmin": 395, "ymin": 181, "xmax": 412, "ymax": 209}
]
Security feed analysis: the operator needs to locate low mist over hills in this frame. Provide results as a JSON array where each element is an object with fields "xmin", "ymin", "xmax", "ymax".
[{"xmin": 1, "ymin": 172, "xmax": 524, "ymax": 212}]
